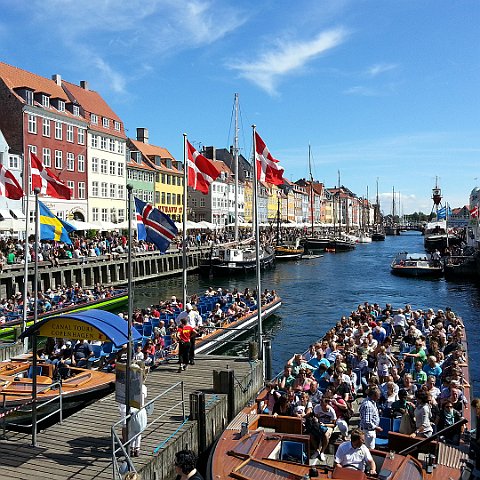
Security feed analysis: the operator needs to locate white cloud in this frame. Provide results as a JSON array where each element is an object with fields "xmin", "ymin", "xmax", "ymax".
[
  {"xmin": 343, "ymin": 85, "xmax": 380, "ymax": 96},
  {"xmin": 366, "ymin": 63, "xmax": 398, "ymax": 77},
  {"xmin": 229, "ymin": 27, "xmax": 349, "ymax": 95}
]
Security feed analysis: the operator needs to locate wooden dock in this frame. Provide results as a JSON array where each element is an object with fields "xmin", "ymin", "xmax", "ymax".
[{"xmin": 0, "ymin": 354, "xmax": 263, "ymax": 480}]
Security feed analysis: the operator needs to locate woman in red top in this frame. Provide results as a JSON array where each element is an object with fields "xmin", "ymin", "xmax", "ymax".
[{"xmin": 177, "ymin": 318, "xmax": 195, "ymax": 372}]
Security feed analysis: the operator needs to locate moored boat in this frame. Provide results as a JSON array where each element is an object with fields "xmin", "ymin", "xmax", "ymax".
[
  {"xmin": 275, "ymin": 244, "xmax": 304, "ymax": 260},
  {"xmin": 328, "ymin": 236, "xmax": 356, "ymax": 251},
  {"xmin": 0, "ymin": 360, "xmax": 115, "ymax": 427},
  {"xmin": 371, "ymin": 231, "xmax": 386, "ymax": 241},
  {"xmin": 443, "ymin": 254, "xmax": 479, "ymax": 280},
  {"xmin": 391, "ymin": 252, "xmax": 443, "ymax": 277}
]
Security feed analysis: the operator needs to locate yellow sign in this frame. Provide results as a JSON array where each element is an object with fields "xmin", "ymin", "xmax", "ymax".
[{"xmin": 39, "ymin": 319, "xmax": 109, "ymax": 342}]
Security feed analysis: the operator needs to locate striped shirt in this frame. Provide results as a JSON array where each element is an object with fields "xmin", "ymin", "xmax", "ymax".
[{"xmin": 359, "ymin": 398, "xmax": 380, "ymax": 431}]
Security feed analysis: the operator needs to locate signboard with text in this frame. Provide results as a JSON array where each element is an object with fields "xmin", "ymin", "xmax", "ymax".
[
  {"xmin": 115, "ymin": 363, "xmax": 143, "ymax": 409},
  {"xmin": 38, "ymin": 319, "xmax": 109, "ymax": 342}
]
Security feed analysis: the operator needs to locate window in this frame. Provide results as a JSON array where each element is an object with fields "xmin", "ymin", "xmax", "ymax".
[
  {"xmin": 100, "ymin": 159, "xmax": 107, "ymax": 174},
  {"xmin": 132, "ymin": 170, "xmax": 138, "ymax": 180},
  {"xmin": 110, "ymin": 184, "xmax": 116, "ymax": 198},
  {"xmin": 102, "ymin": 117, "xmax": 109, "ymax": 128},
  {"xmin": 67, "ymin": 181, "xmax": 74, "ymax": 198},
  {"xmin": 25, "ymin": 89, "xmax": 34, "ymax": 105},
  {"xmin": 54, "ymin": 150, "xmax": 62, "ymax": 169},
  {"xmin": 92, "ymin": 157, "xmax": 98, "ymax": 173},
  {"xmin": 161, "ymin": 192, "xmax": 165, "ymax": 203},
  {"xmin": 117, "ymin": 184, "xmax": 124, "ymax": 199},
  {"xmin": 101, "ymin": 137, "xmax": 107, "ymax": 150},
  {"xmin": 177, "ymin": 194, "xmax": 183, "ymax": 205},
  {"xmin": 57, "ymin": 100, "xmax": 65, "ymax": 112},
  {"xmin": 42, "ymin": 118, "xmax": 50, "ymax": 137},
  {"xmin": 114, "ymin": 121, "xmax": 121, "ymax": 131},
  {"xmin": 91, "ymin": 114, "xmax": 98, "ymax": 125},
  {"xmin": 91, "ymin": 134, "xmax": 98, "ymax": 148},
  {"xmin": 92, "ymin": 181, "xmax": 99, "ymax": 196},
  {"xmin": 78, "ymin": 128, "xmax": 85, "ymax": 145},
  {"xmin": 155, "ymin": 192, "xmax": 160, "ymax": 204},
  {"xmin": 78, "ymin": 154, "xmax": 85, "ymax": 172},
  {"xmin": 109, "ymin": 161, "xmax": 115, "ymax": 175},
  {"xmin": 43, "ymin": 148, "xmax": 51, "ymax": 167},
  {"xmin": 166, "ymin": 175, "xmax": 171, "ymax": 185},
  {"xmin": 101, "ymin": 182, "xmax": 107, "ymax": 197},
  {"xmin": 66, "ymin": 125, "xmax": 74, "ymax": 142},
  {"xmin": 55, "ymin": 121, "xmax": 62, "ymax": 140},
  {"xmin": 28, "ymin": 114, "xmax": 37, "ymax": 134},
  {"xmin": 167, "ymin": 193, "xmax": 171, "ymax": 205},
  {"xmin": 101, "ymin": 208, "xmax": 108, "ymax": 222},
  {"xmin": 109, "ymin": 139, "xmax": 115, "ymax": 152},
  {"xmin": 117, "ymin": 142, "xmax": 124, "ymax": 154},
  {"xmin": 148, "ymin": 191, "xmax": 153, "ymax": 203},
  {"xmin": 172, "ymin": 194, "xmax": 176, "ymax": 205},
  {"xmin": 143, "ymin": 191, "xmax": 148, "ymax": 202},
  {"xmin": 78, "ymin": 182, "xmax": 85, "ymax": 199},
  {"xmin": 200, "ymin": 198, "xmax": 205, "ymax": 207},
  {"xmin": 110, "ymin": 208, "xmax": 117, "ymax": 223},
  {"xmin": 92, "ymin": 208, "xmax": 99, "ymax": 222},
  {"xmin": 8, "ymin": 156, "xmax": 18, "ymax": 169},
  {"xmin": 161, "ymin": 173, "xmax": 165, "ymax": 183},
  {"xmin": 67, "ymin": 152, "xmax": 75, "ymax": 171},
  {"xmin": 118, "ymin": 209, "xmax": 125, "ymax": 222},
  {"xmin": 117, "ymin": 162, "xmax": 124, "ymax": 177},
  {"xmin": 41, "ymin": 95, "xmax": 50, "ymax": 108}
]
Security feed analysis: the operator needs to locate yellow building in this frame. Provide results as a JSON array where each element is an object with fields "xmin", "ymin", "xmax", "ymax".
[
  {"xmin": 129, "ymin": 130, "xmax": 184, "ymax": 222},
  {"xmin": 243, "ymin": 181, "xmax": 253, "ymax": 222}
]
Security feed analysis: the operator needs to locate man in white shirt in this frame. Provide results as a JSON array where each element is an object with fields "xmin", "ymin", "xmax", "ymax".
[
  {"xmin": 393, "ymin": 308, "xmax": 407, "ymax": 339},
  {"xmin": 335, "ymin": 429, "xmax": 376, "ymax": 474}
]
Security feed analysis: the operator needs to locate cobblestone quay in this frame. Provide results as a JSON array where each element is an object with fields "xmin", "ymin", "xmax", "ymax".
[{"xmin": 0, "ymin": 247, "xmax": 210, "ymax": 298}]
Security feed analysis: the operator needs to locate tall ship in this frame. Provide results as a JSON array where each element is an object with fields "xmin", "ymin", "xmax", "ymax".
[{"xmin": 424, "ymin": 180, "xmax": 462, "ymax": 253}]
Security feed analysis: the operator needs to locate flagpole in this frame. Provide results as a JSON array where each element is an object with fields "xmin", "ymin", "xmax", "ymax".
[
  {"xmin": 446, "ymin": 202, "xmax": 449, "ymax": 249},
  {"xmin": 31, "ymin": 187, "xmax": 40, "ymax": 447},
  {"xmin": 251, "ymin": 125, "xmax": 263, "ymax": 366},
  {"xmin": 22, "ymin": 152, "xmax": 30, "ymax": 353},
  {"xmin": 182, "ymin": 134, "xmax": 188, "ymax": 308},
  {"xmin": 126, "ymin": 184, "xmax": 133, "ymax": 440}
]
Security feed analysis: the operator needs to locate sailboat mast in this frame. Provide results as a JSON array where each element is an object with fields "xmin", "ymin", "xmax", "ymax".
[
  {"xmin": 234, "ymin": 93, "xmax": 239, "ymax": 242},
  {"xmin": 309, "ymin": 144, "xmax": 314, "ymax": 236}
]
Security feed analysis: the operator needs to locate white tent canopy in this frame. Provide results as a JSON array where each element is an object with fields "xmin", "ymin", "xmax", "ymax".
[
  {"xmin": 69, "ymin": 219, "xmax": 100, "ymax": 230},
  {"xmin": 0, "ymin": 218, "xmax": 26, "ymax": 231}
]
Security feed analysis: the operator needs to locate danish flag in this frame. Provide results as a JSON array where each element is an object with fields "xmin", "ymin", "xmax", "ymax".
[
  {"xmin": 470, "ymin": 205, "xmax": 479, "ymax": 219},
  {"xmin": 187, "ymin": 140, "xmax": 220, "ymax": 194},
  {"xmin": 0, "ymin": 164, "xmax": 24, "ymax": 199},
  {"xmin": 30, "ymin": 152, "xmax": 71, "ymax": 200},
  {"xmin": 254, "ymin": 132, "xmax": 285, "ymax": 186}
]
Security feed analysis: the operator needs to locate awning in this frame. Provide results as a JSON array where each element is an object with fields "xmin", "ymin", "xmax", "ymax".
[
  {"xmin": 0, "ymin": 208, "xmax": 12, "ymax": 220},
  {"xmin": 0, "ymin": 218, "xmax": 27, "ymax": 231},
  {"xmin": 69, "ymin": 219, "xmax": 102, "ymax": 230},
  {"xmin": 19, "ymin": 309, "xmax": 142, "ymax": 347},
  {"xmin": 9, "ymin": 209, "xmax": 26, "ymax": 220}
]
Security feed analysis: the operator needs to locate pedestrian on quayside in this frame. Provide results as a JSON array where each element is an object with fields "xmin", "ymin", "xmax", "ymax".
[{"xmin": 177, "ymin": 317, "xmax": 197, "ymax": 372}]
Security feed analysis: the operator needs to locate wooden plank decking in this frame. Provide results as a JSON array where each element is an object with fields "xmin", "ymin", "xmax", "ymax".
[{"xmin": 0, "ymin": 354, "xmax": 257, "ymax": 480}]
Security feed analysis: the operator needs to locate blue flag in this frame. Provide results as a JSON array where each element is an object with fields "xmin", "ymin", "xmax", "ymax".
[
  {"xmin": 39, "ymin": 201, "xmax": 76, "ymax": 244},
  {"xmin": 134, "ymin": 197, "xmax": 178, "ymax": 253},
  {"xmin": 437, "ymin": 206, "xmax": 452, "ymax": 220}
]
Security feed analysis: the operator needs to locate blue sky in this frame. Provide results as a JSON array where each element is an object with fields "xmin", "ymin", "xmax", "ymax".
[{"xmin": 0, "ymin": 0, "xmax": 479, "ymax": 214}]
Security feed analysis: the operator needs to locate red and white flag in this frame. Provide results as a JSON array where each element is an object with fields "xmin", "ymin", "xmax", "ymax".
[
  {"xmin": 30, "ymin": 152, "xmax": 71, "ymax": 200},
  {"xmin": 0, "ymin": 164, "xmax": 24, "ymax": 200},
  {"xmin": 470, "ymin": 205, "xmax": 479, "ymax": 219},
  {"xmin": 187, "ymin": 140, "xmax": 220, "ymax": 195},
  {"xmin": 254, "ymin": 132, "xmax": 285, "ymax": 186}
]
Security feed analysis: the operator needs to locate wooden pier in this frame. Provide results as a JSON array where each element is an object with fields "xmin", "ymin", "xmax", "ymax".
[{"xmin": 0, "ymin": 354, "xmax": 263, "ymax": 480}]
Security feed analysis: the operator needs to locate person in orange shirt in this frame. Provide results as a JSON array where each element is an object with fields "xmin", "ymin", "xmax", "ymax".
[{"xmin": 177, "ymin": 318, "xmax": 195, "ymax": 372}]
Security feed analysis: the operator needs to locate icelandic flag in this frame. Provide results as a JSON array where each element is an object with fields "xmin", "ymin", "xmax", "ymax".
[
  {"xmin": 437, "ymin": 206, "xmax": 452, "ymax": 220},
  {"xmin": 134, "ymin": 197, "xmax": 178, "ymax": 253},
  {"xmin": 39, "ymin": 201, "xmax": 76, "ymax": 244}
]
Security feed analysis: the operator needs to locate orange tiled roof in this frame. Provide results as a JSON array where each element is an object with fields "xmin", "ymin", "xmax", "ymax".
[
  {"xmin": 0, "ymin": 61, "xmax": 69, "ymax": 101},
  {"xmin": 62, "ymin": 80, "xmax": 121, "ymax": 122},
  {"xmin": 127, "ymin": 157, "xmax": 156, "ymax": 172},
  {"xmin": 211, "ymin": 160, "xmax": 232, "ymax": 176},
  {"xmin": 129, "ymin": 139, "xmax": 181, "ymax": 174}
]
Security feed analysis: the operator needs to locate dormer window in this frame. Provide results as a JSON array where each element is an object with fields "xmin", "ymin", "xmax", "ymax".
[
  {"xmin": 42, "ymin": 95, "xmax": 50, "ymax": 108},
  {"xmin": 24, "ymin": 89, "xmax": 34, "ymax": 106},
  {"xmin": 165, "ymin": 159, "xmax": 172, "ymax": 169},
  {"xmin": 91, "ymin": 114, "xmax": 98, "ymax": 125},
  {"xmin": 57, "ymin": 100, "xmax": 65, "ymax": 112},
  {"xmin": 114, "ymin": 121, "xmax": 120, "ymax": 131},
  {"xmin": 102, "ymin": 117, "xmax": 109, "ymax": 128},
  {"xmin": 73, "ymin": 105, "xmax": 80, "ymax": 116}
]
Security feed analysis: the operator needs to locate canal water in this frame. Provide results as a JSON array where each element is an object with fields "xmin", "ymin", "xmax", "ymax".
[{"xmin": 133, "ymin": 232, "xmax": 480, "ymax": 395}]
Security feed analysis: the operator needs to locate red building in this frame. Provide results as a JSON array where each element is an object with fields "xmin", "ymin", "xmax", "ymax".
[{"xmin": 0, "ymin": 62, "xmax": 88, "ymax": 221}]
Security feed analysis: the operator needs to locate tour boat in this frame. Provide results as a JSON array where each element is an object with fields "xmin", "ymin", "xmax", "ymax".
[
  {"xmin": 0, "ymin": 360, "xmax": 115, "ymax": 428},
  {"xmin": 0, "ymin": 288, "xmax": 128, "ymax": 342}
]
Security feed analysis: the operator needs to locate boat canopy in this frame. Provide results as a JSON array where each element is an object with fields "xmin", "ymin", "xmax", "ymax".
[{"xmin": 19, "ymin": 309, "xmax": 141, "ymax": 347}]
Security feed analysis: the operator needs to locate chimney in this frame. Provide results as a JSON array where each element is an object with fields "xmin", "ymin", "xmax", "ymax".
[
  {"xmin": 80, "ymin": 80, "xmax": 89, "ymax": 90},
  {"xmin": 137, "ymin": 128, "xmax": 149, "ymax": 144},
  {"xmin": 204, "ymin": 146, "xmax": 215, "ymax": 161},
  {"xmin": 52, "ymin": 74, "xmax": 62, "ymax": 86}
]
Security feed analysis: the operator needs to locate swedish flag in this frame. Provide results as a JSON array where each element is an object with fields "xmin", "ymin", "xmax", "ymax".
[{"xmin": 39, "ymin": 201, "xmax": 76, "ymax": 244}]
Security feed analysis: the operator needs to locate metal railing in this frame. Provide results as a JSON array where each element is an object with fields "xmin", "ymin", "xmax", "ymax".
[
  {"xmin": 0, "ymin": 380, "xmax": 63, "ymax": 438},
  {"xmin": 111, "ymin": 380, "xmax": 186, "ymax": 479}
]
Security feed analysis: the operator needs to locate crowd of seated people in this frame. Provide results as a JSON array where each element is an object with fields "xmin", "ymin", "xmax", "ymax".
[
  {"xmin": 0, "ymin": 283, "xmax": 123, "ymax": 324},
  {"xmin": 256, "ymin": 302, "xmax": 468, "ymax": 462}
]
